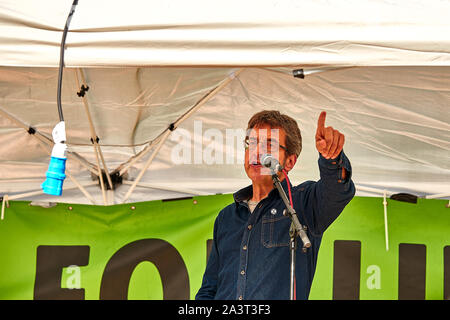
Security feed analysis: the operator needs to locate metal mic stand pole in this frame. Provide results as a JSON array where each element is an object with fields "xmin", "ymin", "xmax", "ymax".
[
  {"xmin": 289, "ymin": 223, "xmax": 297, "ymax": 300},
  {"xmin": 270, "ymin": 170, "xmax": 311, "ymax": 300}
]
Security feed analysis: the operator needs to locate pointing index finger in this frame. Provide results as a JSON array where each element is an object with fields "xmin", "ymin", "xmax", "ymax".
[{"xmin": 316, "ymin": 111, "xmax": 327, "ymax": 136}]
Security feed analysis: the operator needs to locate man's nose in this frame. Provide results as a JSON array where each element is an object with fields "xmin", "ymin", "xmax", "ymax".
[{"xmin": 248, "ymin": 142, "xmax": 267, "ymax": 163}]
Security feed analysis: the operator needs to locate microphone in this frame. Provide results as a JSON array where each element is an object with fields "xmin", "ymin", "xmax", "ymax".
[{"xmin": 260, "ymin": 154, "xmax": 283, "ymax": 172}]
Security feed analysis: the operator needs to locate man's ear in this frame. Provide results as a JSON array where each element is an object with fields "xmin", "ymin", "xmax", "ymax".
[{"xmin": 283, "ymin": 154, "xmax": 297, "ymax": 172}]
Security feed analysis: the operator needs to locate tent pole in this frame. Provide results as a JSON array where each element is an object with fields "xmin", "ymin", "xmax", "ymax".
[
  {"xmin": 172, "ymin": 68, "xmax": 243, "ymax": 128},
  {"xmin": 1, "ymin": 181, "xmax": 98, "ymax": 220},
  {"xmin": 117, "ymin": 68, "xmax": 243, "ymax": 177},
  {"xmin": 1, "ymin": 195, "xmax": 9, "ymax": 220},
  {"xmin": 118, "ymin": 131, "xmax": 163, "ymax": 177},
  {"xmin": 122, "ymin": 130, "xmax": 171, "ymax": 203},
  {"xmin": 75, "ymin": 69, "xmax": 114, "ymax": 190},
  {"xmin": 93, "ymin": 143, "xmax": 107, "ymax": 205},
  {"xmin": 356, "ymin": 185, "xmax": 393, "ymax": 196},
  {"xmin": 72, "ymin": 70, "xmax": 107, "ymax": 204},
  {"xmin": 122, "ymin": 180, "xmax": 209, "ymax": 196},
  {"xmin": 4, "ymin": 182, "xmax": 98, "ymax": 202},
  {"xmin": 383, "ymin": 190, "xmax": 389, "ymax": 251},
  {"xmin": 0, "ymin": 107, "xmax": 98, "ymax": 176},
  {"xmin": 64, "ymin": 170, "xmax": 98, "ymax": 205}
]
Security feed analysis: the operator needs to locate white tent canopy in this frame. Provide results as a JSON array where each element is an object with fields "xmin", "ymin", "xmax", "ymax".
[
  {"xmin": 0, "ymin": 0, "xmax": 449, "ymax": 205},
  {"xmin": 1, "ymin": 0, "xmax": 449, "ymax": 67}
]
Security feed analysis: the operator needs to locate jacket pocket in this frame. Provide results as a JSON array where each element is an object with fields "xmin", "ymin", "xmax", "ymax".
[{"xmin": 261, "ymin": 215, "xmax": 291, "ymax": 248}]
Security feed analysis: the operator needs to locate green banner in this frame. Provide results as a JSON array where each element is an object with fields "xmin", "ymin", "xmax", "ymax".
[{"xmin": 0, "ymin": 195, "xmax": 448, "ymax": 299}]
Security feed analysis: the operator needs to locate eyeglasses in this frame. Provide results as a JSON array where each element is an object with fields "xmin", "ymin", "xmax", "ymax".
[{"xmin": 244, "ymin": 137, "xmax": 288, "ymax": 153}]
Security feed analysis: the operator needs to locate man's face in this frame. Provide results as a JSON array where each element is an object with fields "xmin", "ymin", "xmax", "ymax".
[{"xmin": 244, "ymin": 123, "xmax": 290, "ymax": 184}]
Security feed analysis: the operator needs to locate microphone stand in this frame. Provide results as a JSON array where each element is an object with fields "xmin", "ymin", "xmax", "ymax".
[{"xmin": 270, "ymin": 169, "xmax": 311, "ymax": 300}]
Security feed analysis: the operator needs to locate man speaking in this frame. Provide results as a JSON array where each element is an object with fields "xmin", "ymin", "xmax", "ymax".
[{"xmin": 196, "ymin": 110, "xmax": 355, "ymax": 300}]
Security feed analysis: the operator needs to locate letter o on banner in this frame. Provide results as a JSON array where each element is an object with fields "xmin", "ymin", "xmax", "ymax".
[{"xmin": 100, "ymin": 239, "xmax": 190, "ymax": 300}]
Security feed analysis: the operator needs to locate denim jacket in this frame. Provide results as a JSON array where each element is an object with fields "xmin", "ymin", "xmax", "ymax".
[{"xmin": 196, "ymin": 151, "xmax": 355, "ymax": 300}]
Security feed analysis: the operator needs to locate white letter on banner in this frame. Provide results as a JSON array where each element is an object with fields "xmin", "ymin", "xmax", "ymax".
[
  {"xmin": 66, "ymin": 265, "xmax": 81, "ymax": 289},
  {"xmin": 366, "ymin": 265, "xmax": 381, "ymax": 290}
]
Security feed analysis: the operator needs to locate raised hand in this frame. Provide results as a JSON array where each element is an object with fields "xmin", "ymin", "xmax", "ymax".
[{"xmin": 315, "ymin": 111, "xmax": 345, "ymax": 160}]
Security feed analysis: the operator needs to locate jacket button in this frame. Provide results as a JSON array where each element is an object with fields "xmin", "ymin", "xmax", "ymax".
[
  {"xmin": 243, "ymin": 245, "xmax": 247, "ymax": 250},
  {"xmin": 247, "ymin": 225, "xmax": 252, "ymax": 230},
  {"xmin": 240, "ymin": 270, "xmax": 245, "ymax": 275},
  {"xmin": 238, "ymin": 296, "xmax": 243, "ymax": 300}
]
